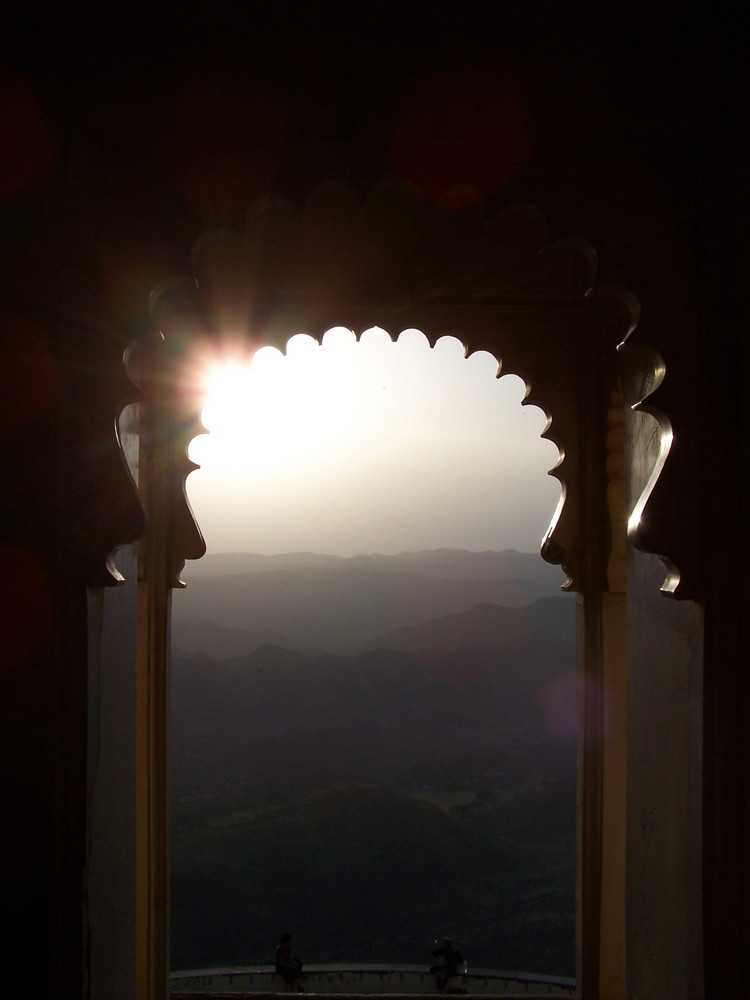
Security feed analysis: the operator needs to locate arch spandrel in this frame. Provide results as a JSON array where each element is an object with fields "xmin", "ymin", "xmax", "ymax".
[{"xmin": 139, "ymin": 181, "xmax": 640, "ymax": 595}]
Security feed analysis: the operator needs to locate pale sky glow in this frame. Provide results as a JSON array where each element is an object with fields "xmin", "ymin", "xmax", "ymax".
[{"xmin": 185, "ymin": 326, "xmax": 562, "ymax": 558}]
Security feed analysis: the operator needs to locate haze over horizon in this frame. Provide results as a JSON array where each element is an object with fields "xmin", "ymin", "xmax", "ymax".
[{"xmin": 185, "ymin": 327, "xmax": 562, "ymax": 563}]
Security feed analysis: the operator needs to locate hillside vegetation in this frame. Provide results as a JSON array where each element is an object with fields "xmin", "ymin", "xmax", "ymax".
[{"xmin": 170, "ymin": 550, "xmax": 576, "ymax": 976}]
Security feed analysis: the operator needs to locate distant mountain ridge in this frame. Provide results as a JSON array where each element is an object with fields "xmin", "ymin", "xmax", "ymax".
[
  {"xmin": 173, "ymin": 549, "xmax": 569, "ymax": 655},
  {"xmin": 173, "ymin": 620, "xmax": 304, "ymax": 660},
  {"xmin": 362, "ymin": 597, "xmax": 574, "ymax": 653},
  {"xmin": 181, "ymin": 548, "xmax": 566, "ymax": 584}
]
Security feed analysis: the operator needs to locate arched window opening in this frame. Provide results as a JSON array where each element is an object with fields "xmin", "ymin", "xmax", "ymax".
[
  {"xmin": 169, "ymin": 326, "xmax": 577, "ymax": 988},
  {"xmin": 112, "ymin": 194, "xmax": 646, "ymax": 1000},
  {"xmin": 183, "ymin": 326, "xmax": 562, "ymax": 559}
]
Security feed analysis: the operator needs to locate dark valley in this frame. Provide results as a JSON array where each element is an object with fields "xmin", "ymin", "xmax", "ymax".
[{"xmin": 170, "ymin": 550, "xmax": 576, "ymax": 976}]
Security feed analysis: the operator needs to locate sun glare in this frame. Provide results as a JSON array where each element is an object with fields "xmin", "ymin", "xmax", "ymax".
[
  {"xmin": 202, "ymin": 362, "xmax": 255, "ymax": 427},
  {"xmin": 186, "ymin": 327, "xmax": 561, "ymax": 557},
  {"xmin": 195, "ymin": 333, "xmax": 360, "ymax": 472}
]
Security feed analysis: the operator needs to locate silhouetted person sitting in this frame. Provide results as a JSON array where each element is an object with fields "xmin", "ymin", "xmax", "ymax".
[
  {"xmin": 275, "ymin": 932, "xmax": 304, "ymax": 991},
  {"xmin": 430, "ymin": 937, "xmax": 463, "ymax": 992}
]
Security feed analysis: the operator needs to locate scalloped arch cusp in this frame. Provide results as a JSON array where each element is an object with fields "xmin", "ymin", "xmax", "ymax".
[{"xmin": 165, "ymin": 397, "xmax": 207, "ymax": 589}]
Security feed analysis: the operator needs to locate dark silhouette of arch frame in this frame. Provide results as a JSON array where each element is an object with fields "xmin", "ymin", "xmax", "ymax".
[{"xmin": 123, "ymin": 184, "xmax": 681, "ymax": 999}]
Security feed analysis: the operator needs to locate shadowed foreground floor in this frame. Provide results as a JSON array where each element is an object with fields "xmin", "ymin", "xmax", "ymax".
[{"xmin": 171, "ymin": 995, "xmax": 569, "ymax": 1000}]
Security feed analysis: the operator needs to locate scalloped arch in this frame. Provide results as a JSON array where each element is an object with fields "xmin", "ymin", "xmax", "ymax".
[{"xmin": 139, "ymin": 180, "xmax": 643, "ymax": 594}]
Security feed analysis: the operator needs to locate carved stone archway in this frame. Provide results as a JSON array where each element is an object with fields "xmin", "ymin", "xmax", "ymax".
[{"xmin": 124, "ymin": 179, "xmax": 660, "ymax": 1000}]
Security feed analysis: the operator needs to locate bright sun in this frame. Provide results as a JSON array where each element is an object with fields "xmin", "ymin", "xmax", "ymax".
[{"xmin": 195, "ymin": 329, "xmax": 361, "ymax": 473}]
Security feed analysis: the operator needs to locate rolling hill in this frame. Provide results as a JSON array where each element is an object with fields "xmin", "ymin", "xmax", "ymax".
[
  {"xmin": 169, "ymin": 550, "xmax": 576, "ymax": 975},
  {"xmin": 171, "ymin": 779, "xmax": 575, "ymax": 975}
]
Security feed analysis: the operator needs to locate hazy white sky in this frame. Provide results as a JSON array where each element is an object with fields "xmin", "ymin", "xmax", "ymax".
[{"xmin": 185, "ymin": 326, "xmax": 561, "ymax": 557}]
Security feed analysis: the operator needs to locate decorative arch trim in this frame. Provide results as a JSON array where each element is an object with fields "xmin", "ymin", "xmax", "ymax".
[{"xmin": 135, "ymin": 180, "xmax": 640, "ymax": 596}]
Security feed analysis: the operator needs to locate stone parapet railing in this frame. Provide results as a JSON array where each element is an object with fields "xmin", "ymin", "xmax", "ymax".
[{"xmin": 171, "ymin": 963, "xmax": 576, "ymax": 996}]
